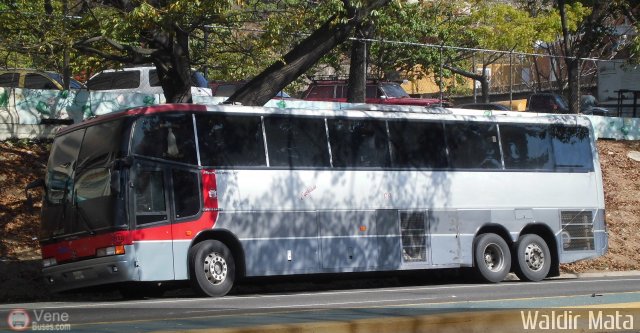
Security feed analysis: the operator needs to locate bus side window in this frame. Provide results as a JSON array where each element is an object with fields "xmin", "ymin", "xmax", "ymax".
[
  {"xmin": 172, "ymin": 169, "xmax": 200, "ymax": 219},
  {"xmin": 388, "ymin": 120, "xmax": 448, "ymax": 169},
  {"xmin": 500, "ymin": 124, "xmax": 553, "ymax": 170},
  {"xmin": 131, "ymin": 114, "xmax": 197, "ymax": 165},
  {"xmin": 550, "ymin": 125, "xmax": 593, "ymax": 170},
  {"xmin": 328, "ymin": 119, "xmax": 390, "ymax": 168},
  {"xmin": 264, "ymin": 116, "xmax": 330, "ymax": 168},
  {"xmin": 196, "ymin": 114, "xmax": 266, "ymax": 167},
  {"xmin": 445, "ymin": 122, "xmax": 502, "ymax": 170}
]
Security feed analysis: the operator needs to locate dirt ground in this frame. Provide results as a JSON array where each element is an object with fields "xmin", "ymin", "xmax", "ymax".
[{"xmin": 0, "ymin": 138, "xmax": 639, "ymax": 302}]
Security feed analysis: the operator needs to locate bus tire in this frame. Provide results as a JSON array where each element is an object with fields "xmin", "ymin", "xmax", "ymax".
[
  {"xmin": 513, "ymin": 234, "xmax": 551, "ymax": 282},
  {"xmin": 474, "ymin": 233, "xmax": 511, "ymax": 283},
  {"xmin": 189, "ymin": 239, "xmax": 235, "ymax": 297}
]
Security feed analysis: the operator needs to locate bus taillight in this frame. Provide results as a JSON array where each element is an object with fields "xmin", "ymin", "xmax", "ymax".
[
  {"xmin": 42, "ymin": 257, "xmax": 57, "ymax": 267},
  {"xmin": 96, "ymin": 245, "xmax": 125, "ymax": 257},
  {"xmin": 202, "ymin": 170, "xmax": 218, "ymax": 211}
]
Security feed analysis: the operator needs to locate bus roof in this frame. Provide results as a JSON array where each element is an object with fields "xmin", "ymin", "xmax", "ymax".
[{"xmin": 55, "ymin": 103, "xmax": 593, "ymax": 137}]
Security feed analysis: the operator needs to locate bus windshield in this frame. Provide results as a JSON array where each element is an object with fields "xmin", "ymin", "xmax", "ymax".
[{"xmin": 41, "ymin": 119, "xmax": 128, "ymax": 241}]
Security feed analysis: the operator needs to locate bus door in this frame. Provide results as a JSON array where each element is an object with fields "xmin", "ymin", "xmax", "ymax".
[
  {"xmin": 131, "ymin": 162, "xmax": 175, "ymax": 281},
  {"xmin": 168, "ymin": 167, "xmax": 202, "ymax": 280}
]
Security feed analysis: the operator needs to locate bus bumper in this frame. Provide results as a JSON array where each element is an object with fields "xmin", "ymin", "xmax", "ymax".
[{"xmin": 42, "ymin": 247, "xmax": 138, "ymax": 293}]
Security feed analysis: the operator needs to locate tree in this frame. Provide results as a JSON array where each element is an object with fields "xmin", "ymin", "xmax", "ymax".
[
  {"xmin": 364, "ymin": 1, "xmax": 451, "ymax": 93},
  {"xmin": 226, "ymin": 0, "xmax": 392, "ymax": 106},
  {"xmin": 73, "ymin": 1, "xmax": 234, "ymax": 103},
  {"xmin": 443, "ymin": 2, "xmax": 549, "ymax": 102},
  {"xmin": 532, "ymin": 0, "xmax": 640, "ymax": 113},
  {"xmin": 0, "ymin": 1, "xmax": 72, "ymax": 76}
]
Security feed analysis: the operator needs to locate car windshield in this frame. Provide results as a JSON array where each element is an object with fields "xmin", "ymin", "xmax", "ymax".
[{"xmin": 379, "ymin": 83, "xmax": 410, "ymax": 98}]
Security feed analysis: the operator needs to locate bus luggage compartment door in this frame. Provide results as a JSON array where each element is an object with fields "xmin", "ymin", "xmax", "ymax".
[{"xmin": 318, "ymin": 210, "xmax": 379, "ymax": 270}]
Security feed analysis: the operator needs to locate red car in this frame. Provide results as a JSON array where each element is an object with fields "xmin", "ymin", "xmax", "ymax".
[{"xmin": 302, "ymin": 80, "xmax": 445, "ymax": 107}]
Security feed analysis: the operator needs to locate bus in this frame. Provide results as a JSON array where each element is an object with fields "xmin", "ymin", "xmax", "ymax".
[{"xmin": 27, "ymin": 103, "xmax": 607, "ymax": 297}]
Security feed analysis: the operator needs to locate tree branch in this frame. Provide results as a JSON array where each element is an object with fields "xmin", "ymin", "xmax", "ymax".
[{"xmin": 74, "ymin": 36, "xmax": 155, "ymax": 63}]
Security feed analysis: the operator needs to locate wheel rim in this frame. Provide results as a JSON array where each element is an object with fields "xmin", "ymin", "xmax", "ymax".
[
  {"xmin": 524, "ymin": 243, "xmax": 545, "ymax": 271},
  {"xmin": 483, "ymin": 243, "xmax": 504, "ymax": 272},
  {"xmin": 203, "ymin": 252, "xmax": 227, "ymax": 285}
]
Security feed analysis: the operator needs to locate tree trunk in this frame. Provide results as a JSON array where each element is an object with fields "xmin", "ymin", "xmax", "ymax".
[
  {"xmin": 566, "ymin": 58, "xmax": 579, "ymax": 113},
  {"xmin": 558, "ymin": 0, "xmax": 579, "ymax": 113},
  {"xmin": 225, "ymin": 16, "xmax": 354, "ymax": 106},
  {"xmin": 347, "ymin": 21, "xmax": 374, "ymax": 103},
  {"xmin": 480, "ymin": 77, "xmax": 490, "ymax": 103},
  {"xmin": 151, "ymin": 28, "xmax": 193, "ymax": 103}
]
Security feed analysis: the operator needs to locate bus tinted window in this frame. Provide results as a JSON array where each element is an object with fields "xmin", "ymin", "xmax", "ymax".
[
  {"xmin": 551, "ymin": 125, "xmax": 593, "ymax": 170},
  {"xmin": 172, "ymin": 169, "xmax": 200, "ymax": 219},
  {"xmin": 41, "ymin": 129, "xmax": 85, "ymax": 239},
  {"xmin": 134, "ymin": 167, "xmax": 167, "ymax": 225},
  {"xmin": 446, "ymin": 122, "xmax": 501, "ymax": 169},
  {"xmin": 388, "ymin": 120, "xmax": 448, "ymax": 169},
  {"xmin": 77, "ymin": 120, "xmax": 126, "ymax": 169},
  {"xmin": 265, "ymin": 116, "xmax": 330, "ymax": 168},
  {"xmin": 131, "ymin": 114, "xmax": 197, "ymax": 165},
  {"xmin": 500, "ymin": 124, "xmax": 553, "ymax": 170},
  {"xmin": 328, "ymin": 119, "xmax": 390, "ymax": 168},
  {"xmin": 196, "ymin": 114, "xmax": 266, "ymax": 167}
]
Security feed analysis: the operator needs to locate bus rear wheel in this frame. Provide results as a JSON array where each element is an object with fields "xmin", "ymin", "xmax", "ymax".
[
  {"xmin": 189, "ymin": 240, "xmax": 235, "ymax": 297},
  {"xmin": 474, "ymin": 233, "xmax": 511, "ymax": 283},
  {"xmin": 513, "ymin": 234, "xmax": 551, "ymax": 282}
]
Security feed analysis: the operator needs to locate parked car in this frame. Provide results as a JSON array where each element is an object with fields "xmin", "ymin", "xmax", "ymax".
[
  {"xmin": 0, "ymin": 69, "xmax": 84, "ymax": 90},
  {"xmin": 209, "ymin": 80, "xmax": 292, "ymax": 99},
  {"xmin": 86, "ymin": 66, "xmax": 211, "ymax": 96},
  {"xmin": 527, "ymin": 93, "xmax": 570, "ymax": 114},
  {"xmin": 302, "ymin": 79, "xmax": 445, "ymax": 107},
  {"xmin": 456, "ymin": 103, "xmax": 511, "ymax": 111}
]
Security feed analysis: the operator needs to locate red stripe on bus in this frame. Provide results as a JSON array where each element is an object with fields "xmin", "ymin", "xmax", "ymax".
[{"xmin": 41, "ymin": 230, "xmax": 133, "ymax": 262}]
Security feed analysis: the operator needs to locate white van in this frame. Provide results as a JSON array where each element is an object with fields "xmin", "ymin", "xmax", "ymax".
[{"xmin": 86, "ymin": 66, "xmax": 212, "ymax": 97}]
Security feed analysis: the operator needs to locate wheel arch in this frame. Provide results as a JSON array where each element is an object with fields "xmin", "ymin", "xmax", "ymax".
[
  {"xmin": 518, "ymin": 223, "xmax": 560, "ymax": 277},
  {"xmin": 472, "ymin": 224, "xmax": 513, "ymax": 268},
  {"xmin": 190, "ymin": 229, "xmax": 246, "ymax": 279}
]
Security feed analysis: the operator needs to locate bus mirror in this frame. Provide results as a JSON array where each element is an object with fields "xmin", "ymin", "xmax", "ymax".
[
  {"xmin": 24, "ymin": 178, "xmax": 45, "ymax": 209},
  {"xmin": 110, "ymin": 170, "xmax": 121, "ymax": 194}
]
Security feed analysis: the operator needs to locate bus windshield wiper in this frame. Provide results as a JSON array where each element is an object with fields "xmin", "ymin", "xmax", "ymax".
[{"xmin": 73, "ymin": 191, "xmax": 96, "ymax": 236}]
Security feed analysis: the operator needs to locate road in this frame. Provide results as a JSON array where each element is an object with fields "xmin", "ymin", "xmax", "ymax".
[{"xmin": 1, "ymin": 272, "xmax": 640, "ymax": 332}]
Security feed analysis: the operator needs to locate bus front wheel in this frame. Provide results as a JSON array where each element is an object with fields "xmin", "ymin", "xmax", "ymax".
[
  {"xmin": 189, "ymin": 239, "xmax": 236, "ymax": 297},
  {"xmin": 474, "ymin": 233, "xmax": 511, "ymax": 283},
  {"xmin": 513, "ymin": 234, "xmax": 551, "ymax": 282}
]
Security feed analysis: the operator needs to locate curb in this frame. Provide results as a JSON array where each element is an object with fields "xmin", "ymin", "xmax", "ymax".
[
  {"xmin": 558, "ymin": 270, "xmax": 640, "ymax": 279},
  {"xmin": 158, "ymin": 307, "xmax": 640, "ymax": 333}
]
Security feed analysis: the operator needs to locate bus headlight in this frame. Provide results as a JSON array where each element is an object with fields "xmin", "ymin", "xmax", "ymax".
[
  {"xmin": 96, "ymin": 245, "xmax": 125, "ymax": 257},
  {"xmin": 42, "ymin": 257, "xmax": 57, "ymax": 267}
]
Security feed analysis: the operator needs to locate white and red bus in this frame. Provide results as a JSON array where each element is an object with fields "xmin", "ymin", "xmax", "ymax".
[{"xmin": 28, "ymin": 103, "xmax": 607, "ymax": 297}]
